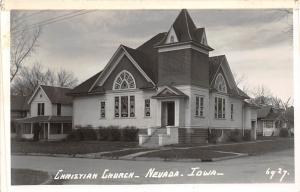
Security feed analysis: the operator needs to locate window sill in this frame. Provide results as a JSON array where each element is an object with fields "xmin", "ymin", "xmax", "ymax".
[
  {"xmin": 144, "ymin": 116, "xmax": 152, "ymax": 118},
  {"xmin": 195, "ymin": 116, "xmax": 205, "ymax": 119},
  {"xmin": 114, "ymin": 117, "xmax": 137, "ymax": 119},
  {"xmin": 215, "ymin": 118, "xmax": 226, "ymax": 120}
]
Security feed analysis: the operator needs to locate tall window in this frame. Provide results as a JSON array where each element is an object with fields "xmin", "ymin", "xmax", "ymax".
[
  {"xmin": 214, "ymin": 73, "xmax": 227, "ymax": 93},
  {"xmin": 170, "ymin": 35, "xmax": 174, "ymax": 43},
  {"xmin": 37, "ymin": 103, "xmax": 44, "ymax": 116},
  {"xmin": 115, "ymin": 96, "xmax": 135, "ymax": 118},
  {"xmin": 114, "ymin": 97, "xmax": 119, "ymax": 117},
  {"xmin": 230, "ymin": 104, "xmax": 234, "ymax": 120},
  {"xmin": 195, "ymin": 96, "xmax": 204, "ymax": 117},
  {"xmin": 130, "ymin": 96, "xmax": 135, "ymax": 117},
  {"xmin": 113, "ymin": 70, "xmax": 136, "ymax": 90},
  {"xmin": 100, "ymin": 101, "xmax": 105, "ymax": 118},
  {"xmin": 214, "ymin": 97, "xmax": 225, "ymax": 119},
  {"xmin": 57, "ymin": 103, "xmax": 61, "ymax": 116},
  {"xmin": 145, "ymin": 99, "xmax": 150, "ymax": 117}
]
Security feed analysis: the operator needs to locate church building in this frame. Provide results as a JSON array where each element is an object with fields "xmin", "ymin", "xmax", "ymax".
[{"xmin": 68, "ymin": 9, "xmax": 258, "ymax": 146}]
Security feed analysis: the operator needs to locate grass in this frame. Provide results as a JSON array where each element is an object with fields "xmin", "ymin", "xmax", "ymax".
[
  {"xmin": 11, "ymin": 140, "xmax": 138, "ymax": 155},
  {"xmin": 140, "ymin": 138, "xmax": 294, "ymax": 159},
  {"xmin": 100, "ymin": 148, "xmax": 153, "ymax": 158},
  {"xmin": 141, "ymin": 149, "xmax": 235, "ymax": 160},
  {"xmin": 203, "ymin": 138, "xmax": 294, "ymax": 155},
  {"xmin": 11, "ymin": 169, "xmax": 50, "ymax": 185}
]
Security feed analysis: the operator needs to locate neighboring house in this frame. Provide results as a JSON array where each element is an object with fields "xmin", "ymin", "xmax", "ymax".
[
  {"xmin": 15, "ymin": 85, "xmax": 73, "ymax": 140},
  {"xmin": 257, "ymin": 105, "xmax": 284, "ymax": 136},
  {"xmin": 11, "ymin": 95, "xmax": 30, "ymax": 138},
  {"xmin": 68, "ymin": 9, "xmax": 258, "ymax": 146}
]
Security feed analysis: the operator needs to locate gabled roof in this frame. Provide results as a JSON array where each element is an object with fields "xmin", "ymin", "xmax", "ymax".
[
  {"xmin": 11, "ymin": 95, "xmax": 30, "ymax": 111},
  {"xmin": 40, "ymin": 85, "xmax": 73, "ymax": 104},
  {"xmin": 257, "ymin": 105, "xmax": 282, "ymax": 120},
  {"xmin": 68, "ymin": 72, "xmax": 102, "ymax": 96},
  {"xmin": 152, "ymin": 85, "xmax": 188, "ymax": 99},
  {"xmin": 209, "ymin": 55, "xmax": 249, "ymax": 99},
  {"xmin": 28, "ymin": 85, "xmax": 73, "ymax": 105}
]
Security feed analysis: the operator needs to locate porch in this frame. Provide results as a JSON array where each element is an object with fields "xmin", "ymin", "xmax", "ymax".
[{"xmin": 15, "ymin": 116, "xmax": 72, "ymax": 141}]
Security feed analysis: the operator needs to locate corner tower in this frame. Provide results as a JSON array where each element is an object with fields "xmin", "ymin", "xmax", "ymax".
[{"xmin": 155, "ymin": 9, "xmax": 214, "ymax": 88}]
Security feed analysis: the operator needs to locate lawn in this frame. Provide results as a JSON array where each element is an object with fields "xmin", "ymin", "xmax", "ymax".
[
  {"xmin": 141, "ymin": 148, "xmax": 235, "ymax": 160},
  {"xmin": 203, "ymin": 138, "xmax": 294, "ymax": 155},
  {"xmin": 11, "ymin": 140, "xmax": 139, "ymax": 154},
  {"xmin": 140, "ymin": 138, "xmax": 294, "ymax": 160},
  {"xmin": 11, "ymin": 169, "xmax": 50, "ymax": 185},
  {"xmin": 100, "ymin": 148, "xmax": 154, "ymax": 158}
]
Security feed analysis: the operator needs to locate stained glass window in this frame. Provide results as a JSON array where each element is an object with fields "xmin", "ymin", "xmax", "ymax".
[
  {"xmin": 214, "ymin": 74, "xmax": 227, "ymax": 93},
  {"xmin": 113, "ymin": 70, "xmax": 136, "ymax": 90}
]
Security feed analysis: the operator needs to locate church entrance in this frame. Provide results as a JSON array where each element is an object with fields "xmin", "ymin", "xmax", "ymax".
[{"xmin": 161, "ymin": 101, "xmax": 175, "ymax": 127}]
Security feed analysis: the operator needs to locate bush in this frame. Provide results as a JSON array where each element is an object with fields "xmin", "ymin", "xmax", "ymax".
[
  {"xmin": 243, "ymin": 130, "xmax": 252, "ymax": 141},
  {"xmin": 208, "ymin": 129, "xmax": 222, "ymax": 144},
  {"xmin": 122, "ymin": 127, "xmax": 139, "ymax": 141},
  {"xmin": 67, "ymin": 127, "xmax": 97, "ymax": 141},
  {"xmin": 279, "ymin": 129, "xmax": 289, "ymax": 137},
  {"xmin": 97, "ymin": 127, "xmax": 110, "ymax": 141},
  {"xmin": 109, "ymin": 127, "xmax": 121, "ymax": 141},
  {"xmin": 229, "ymin": 129, "xmax": 242, "ymax": 142}
]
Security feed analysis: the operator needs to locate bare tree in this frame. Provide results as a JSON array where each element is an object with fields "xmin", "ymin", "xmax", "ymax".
[
  {"xmin": 250, "ymin": 85, "xmax": 273, "ymax": 105},
  {"xmin": 57, "ymin": 69, "xmax": 78, "ymax": 88},
  {"xmin": 11, "ymin": 63, "xmax": 78, "ymax": 96},
  {"xmin": 10, "ymin": 11, "xmax": 41, "ymax": 82}
]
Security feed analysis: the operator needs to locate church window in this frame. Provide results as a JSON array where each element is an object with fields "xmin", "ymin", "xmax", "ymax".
[
  {"xmin": 113, "ymin": 70, "xmax": 136, "ymax": 90},
  {"xmin": 214, "ymin": 73, "xmax": 227, "ymax": 93}
]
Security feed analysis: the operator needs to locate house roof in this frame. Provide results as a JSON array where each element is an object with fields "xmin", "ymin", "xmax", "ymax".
[
  {"xmin": 15, "ymin": 116, "xmax": 72, "ymax": 123},
  {"xmin": 37, "ymin": 85, "xmax": 73, "ymax": 105},
  {"xmin": 257, "ymin": 105, "xmax": 282, "ymax": 120},
  {"xmin": 68, "ymin": 72, "xmax": 102, "ymax": 96},
  {"xmin": 11, "ymin": 95, "xmax": 30, "ymax": 111}
]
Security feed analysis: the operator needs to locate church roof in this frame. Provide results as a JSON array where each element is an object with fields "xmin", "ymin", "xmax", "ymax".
[
  {"xmin": 69, "ymin": 9, "xmax": 248, "ymax": 99},
  {"xmin": 156, "ymin": 9, "xmax": 213, "ymax": 50}
]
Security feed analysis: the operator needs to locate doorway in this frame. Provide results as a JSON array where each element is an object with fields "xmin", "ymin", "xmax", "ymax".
[{"xmin": 161, "ymin": 101, "xmax": 175, "ymax": 127}]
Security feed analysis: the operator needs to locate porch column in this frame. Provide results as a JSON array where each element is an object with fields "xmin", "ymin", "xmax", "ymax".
[
  {"xmin": 48, "ymin": 122, "xmax": 50, "ymax": 140},
  {"xmin": 61, "ymin": 123, "xmax": 64, "ymax": 134}
]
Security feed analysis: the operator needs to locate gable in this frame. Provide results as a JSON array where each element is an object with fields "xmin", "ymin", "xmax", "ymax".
[
  {"xmin": 90, "ymin": 45, "xmax": 155, "ymax": 92},
  {"xmin": 210, "ymin": 56, "xmax": 237, "ymax": 91},
  {"xmin": 152, "ymin": 86, "xmax": 188, "ymax": 99},
  {"xmin": 29, "ymin": 87, "xmax": 51, "ymax": 105},
  {"xmin": 165, "ymin": 26, "xmax": 179, "ymax": 44},
  {"xmin": 102, "ymin": 55, "xmax": 151, "ymax": 91}
]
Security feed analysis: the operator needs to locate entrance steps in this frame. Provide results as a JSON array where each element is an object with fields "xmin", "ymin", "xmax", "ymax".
[{"xmin": 139, "ymin": 127, "xmax": 178, "ymax": 147}]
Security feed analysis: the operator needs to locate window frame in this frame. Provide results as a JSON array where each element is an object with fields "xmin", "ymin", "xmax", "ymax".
[
  {"xmin": 214, "ymin": 73, "xmax": 227, "ymax": 93},
  {"xmin": 144, "ymin": 99, "xmax": 151, "ymax": 117},
  {"xmin": 195, "ymin": 95, "xmax": 204, "ymax": 118},
  {"xmin": 57, "ymin": 103, "xmax": 61, "ymax": 116},
  {"xmin": 214, "ymin": 96, "xmax": 226, "ymax": 119},
  {"xmin": 37, "ymin": 103, "xmax": 45, "ymax": 116},
  {"xmin": 113, "ymin": 70, "xmax": 136, "ymax": 91},
  {"xmin": 100, "ymin": 101, "xmax": 106, "ymax": 119},
  {"xmin": 114, "ymin": 95, "xmax": 135, "ymax": 118},
  {"xmin": 230, "ymin": 103, "xmax": 234, "ymax": 120}
]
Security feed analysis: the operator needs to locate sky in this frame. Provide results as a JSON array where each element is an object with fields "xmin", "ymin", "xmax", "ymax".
[{"xmin": 12, "ymin": 9, "xmax": 293, "ymax": 101}]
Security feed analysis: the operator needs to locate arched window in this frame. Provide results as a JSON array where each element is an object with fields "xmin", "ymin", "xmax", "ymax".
[
  {"xmin": 113, "ymin": 70, "xmax": 136, "ymax": 90},
  {"xmin": 214, "ymin": 73, "xmax": 227, "ymax": 93}
]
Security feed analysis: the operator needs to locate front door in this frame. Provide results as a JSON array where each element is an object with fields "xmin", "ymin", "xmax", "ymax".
[
  {"xmin": 161, "ymin": 101, "xmax": 175, "ymax": 127},
  {"xmin": 167, "ymin": 102, "xmax": 175, "ymax": 126}
]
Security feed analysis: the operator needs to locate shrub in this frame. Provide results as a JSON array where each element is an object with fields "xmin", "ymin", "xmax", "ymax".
[
  {"xmin": 243, "ymin": 130, "xmax": 252, "ymax": 141},
  {"xmin": 208, "ymin": 129, "xmax": 222, "ymax": 144},
  {"xmin": 279, "ymin": 129, "xmax": 289, "ymax": 137},
  {"xmin": 108, "ymin": 126, "xmax": 121, "ymax": 141},
  {"xmin": 229, "ymin": 129, "xmax": 242, "ymax": 142},
  {"xmin": 97, "ymin": 127, "xmax": 110, "ymax": 141},
  {"xmin": 122, "ymin": 127, "xmax": 138, "ymax": 141},
  {"xmin": 67, "ymin": 127, "xmax": 97, "ymax": 141}
]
